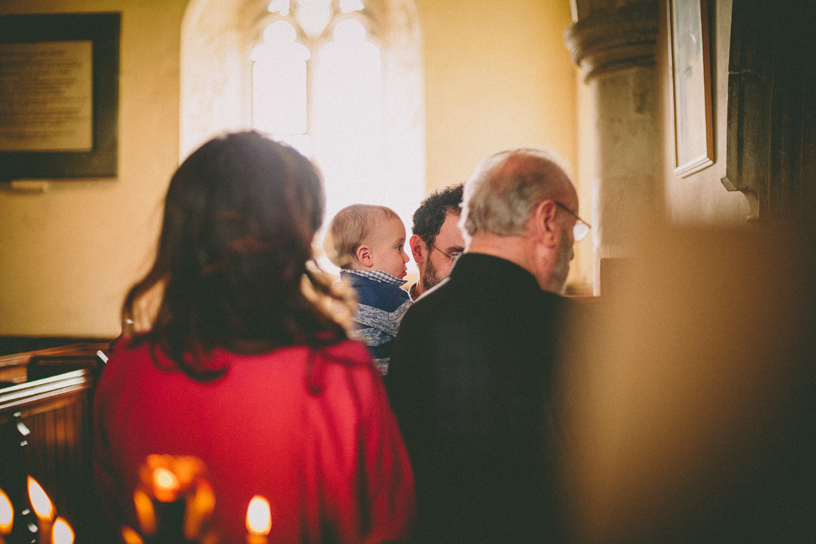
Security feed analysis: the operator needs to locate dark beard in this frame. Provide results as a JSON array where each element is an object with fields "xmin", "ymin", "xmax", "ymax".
[{"xmin": 421, "ymin": 255, "xmax": 440, "ymax": 292}]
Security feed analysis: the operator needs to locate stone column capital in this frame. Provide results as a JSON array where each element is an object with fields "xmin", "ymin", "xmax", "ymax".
[{"xmin": 564, "ymin": 1, "xmax": 659, "ymax": 81}]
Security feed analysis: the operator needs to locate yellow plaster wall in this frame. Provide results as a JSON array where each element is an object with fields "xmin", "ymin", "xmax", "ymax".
[
  {"xmin": 0, "ymin": 0, "xmax": 581, "ymax": 337},
  {"xmin": 417, "ymin": 0, "xmax": 583, "ymax": 288},
  {"xmin": 572, "ymin": 73, "xmax": 596, "ymax": 292},
  {"xmin": 418, "ymin": 0, "xmax": 577, "ymax": 191},
  {"xmin": 0, "ymin": 0, "xmax": 187, "ymax": 336}
]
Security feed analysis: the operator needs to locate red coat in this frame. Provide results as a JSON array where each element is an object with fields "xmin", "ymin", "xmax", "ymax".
[{"xmin": 93, "ymin": 337, "xmax": 414, "ymax": 543}]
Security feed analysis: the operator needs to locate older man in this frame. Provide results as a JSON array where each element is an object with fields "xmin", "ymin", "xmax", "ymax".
[
  {"xmin": 387, "ymin": 148, "xmax": 589, "ymax": 543},
  {"xmin": 408, "ymin": 184, "xmax": 465, "ymax": 300}
]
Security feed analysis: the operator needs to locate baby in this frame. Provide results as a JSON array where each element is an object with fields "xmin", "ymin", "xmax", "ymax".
[{"xmin": 324, "ymin": 204, "xmax": 411, "ymax": 375}]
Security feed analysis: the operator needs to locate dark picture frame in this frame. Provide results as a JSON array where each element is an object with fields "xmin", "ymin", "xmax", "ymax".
[
  {"xmin": 668, "ymin": 0, "xmax": 714, "ymax": 177},
  {"xmin": 0, "ymin": 13, "xmax": 120, "ymax": 181}
]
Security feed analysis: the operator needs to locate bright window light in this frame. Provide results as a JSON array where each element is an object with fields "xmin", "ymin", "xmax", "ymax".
[
  {"xmin": 295, "ymin": 0, "xmax": 332, "ymax": 37},
  {"xmin": 268, "ymin": 0, "xmax": 290, "ymax": 15},
  {"xmin": 181, "ymin": 0, "xmax": 425, "ymax": 275},
  {"xmin": 251, "ymin": 21, "xmax": 310, "ymax": 137},
  {"xmin": 313, "ymin": 19, "xmax": 382, "ymax": 227},
  {"xmin": 339, "ymin": 0, "xmax": 364, "ymax": 13}
]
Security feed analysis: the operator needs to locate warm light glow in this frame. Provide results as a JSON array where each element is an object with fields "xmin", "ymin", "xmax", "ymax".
[
  {"xmin": 133, "ymin": 490, "xmax": 157, "ymax": 536},
  {"xmin": 245, "ymin": 496, "xmax": 272, "ymax": 535},
  {"xmin": 51, "ymin": 517, "xmax": 73, "ymax": 544},
  {"xmin": 0, "ymin": 488, "xmax": 13, "ymax": 534},
  {"xmin": 121, "ymin": 526, "xmax": 145, "ymax": 544},
  {"xmin": 152, "ymin": 467, "xmax": 180, "ymax": 502},
  {"xmin": 27, "ymin": 477, "xmax": 53, "ymax": 521},
  {"xmin": 183, "ymin": 482, "xmax": 216, "ymax": 541}
]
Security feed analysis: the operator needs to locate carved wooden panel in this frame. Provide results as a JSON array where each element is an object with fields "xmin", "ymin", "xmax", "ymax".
[{"xmin": 722, "ymin": 0, "xmax": 816, "ymax": 221}]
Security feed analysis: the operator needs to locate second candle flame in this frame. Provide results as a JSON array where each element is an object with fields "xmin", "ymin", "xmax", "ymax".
[
  {"xmin": 245, "ymin": 496, "xmax": 272, "ymax": 536},
  {"xmin": 51, "ymin": 517, "xmax": 74, "ymax": 544},
  {"xmin": 27, "ymin": 477, "xmax": 53, "ymax": 521},
  {"xmin": 0, "ymin": 488, "xmax": 13, "ymax": 534}
]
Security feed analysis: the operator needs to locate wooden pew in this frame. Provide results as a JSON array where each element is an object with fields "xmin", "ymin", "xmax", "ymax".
[{"xmin": 0, "ymin": 342, "xmax": 111, "ymax": 543}]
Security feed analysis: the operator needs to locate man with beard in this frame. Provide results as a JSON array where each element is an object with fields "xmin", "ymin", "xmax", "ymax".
[
  {"xmin": 386, "ymin": 148, "xmax": 588, "ymax": 544},
  {"xmin": 407, "ymin": 184, "xmax": 465, "ymax": 300}
]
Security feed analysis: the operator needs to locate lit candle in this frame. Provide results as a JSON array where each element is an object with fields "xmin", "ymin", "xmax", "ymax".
[
  {"xmin": 27, "ymin": 476, "xmax": 54, "ymax": 544},
  {"xmin": 120, "ymin": 526, "xmax": 145, "ymax": 544},
  {"xmin": 151, "ymin": 467, "xmax": 181, "ymax": 503},
  {"xmin": 245, "ymin": 495, "xmax": 271, "ymax": 544},
  {"xmin": 133, "ymin": 489, "xmax": 157, "ymax": 536},
  {"xmin": 137, "ymin": 455, "xmax": 213, "ymax": 541},
  {"xmin": 51, "ymin": 517, "xmax": 73, "ymax": 544},
  {"xmin": 0, "ymin": 487, "xmax": 13, "ymax": 544},
  {"xmin": 183, "ymin": 480, "xmax": 216, "ymax": 541}
]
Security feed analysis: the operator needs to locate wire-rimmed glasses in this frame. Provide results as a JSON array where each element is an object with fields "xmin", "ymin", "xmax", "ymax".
[
  {"xmin": 428, "ymin": 243, "xmax": 462, "ymax": 264},
  {"xmin": 555, "ymin": 202, "xmax": 592, "ymax": 241}
]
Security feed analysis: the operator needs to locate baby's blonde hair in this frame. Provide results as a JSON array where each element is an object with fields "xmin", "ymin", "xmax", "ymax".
[{"xmin": 324, "ymin": 204, "xmax": 399, "ymax": 268}]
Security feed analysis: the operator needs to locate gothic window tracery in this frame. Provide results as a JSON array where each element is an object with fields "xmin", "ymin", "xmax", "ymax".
[{"xmin": 181, "ymin": 0, "xmax": 425, "ymax": 249}]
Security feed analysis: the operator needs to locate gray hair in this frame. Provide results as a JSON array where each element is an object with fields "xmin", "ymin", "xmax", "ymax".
[{"xmin": 460, "ymin": 148, "xmax": 572, "ymax": 238}]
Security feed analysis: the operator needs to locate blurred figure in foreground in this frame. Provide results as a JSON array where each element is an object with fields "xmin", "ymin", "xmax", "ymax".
[
  {"xmin": 93, "ymin": 131, "xmax": 414, "ymax": 544},
  {"xmin": 558, "ymin": 225, "xmax": 816, "ymax": 544},
  {"xmin": 388, "ymin": 148, "xmax": 589, "ymax": 543}
]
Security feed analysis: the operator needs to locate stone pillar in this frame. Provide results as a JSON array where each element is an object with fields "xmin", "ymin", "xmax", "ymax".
[{"xmin": 564, "ymin": 0, "xmax": 659, "ymax": 294}]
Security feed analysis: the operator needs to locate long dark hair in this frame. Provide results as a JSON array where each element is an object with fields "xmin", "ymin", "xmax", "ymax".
[{"xmin": 122, "ymin": 131, "xmax": 347, "ymax": 379}]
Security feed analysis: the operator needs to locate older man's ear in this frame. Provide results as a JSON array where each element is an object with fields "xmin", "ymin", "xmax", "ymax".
[
  {"xmin": 409, "ymin": 234, "xmax": 427, "ymax": 265},
  {"xmin": 530, "ymin": 200, "xmax": 560, "ymax": 248}
]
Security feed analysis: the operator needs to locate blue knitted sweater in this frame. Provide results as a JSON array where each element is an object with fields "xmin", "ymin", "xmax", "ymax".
[{"xmin": 341, "ymin": 270, "xmax": 412, "ymax": 375}]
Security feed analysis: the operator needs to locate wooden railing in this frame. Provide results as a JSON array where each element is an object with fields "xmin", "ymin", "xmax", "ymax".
[{"xmin": 0, "ymin": 342, "xmax": 111, "ymax": 543}]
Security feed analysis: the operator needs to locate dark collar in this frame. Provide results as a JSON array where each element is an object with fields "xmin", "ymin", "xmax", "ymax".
[{"xmin": 448, "ymin": 253, "xmax": 543, "ymax": 294}]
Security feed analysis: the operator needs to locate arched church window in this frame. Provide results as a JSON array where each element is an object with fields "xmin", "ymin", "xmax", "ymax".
[{"xmin": 181, "ymin": 0, "xmax": 425, "ymax": 266}]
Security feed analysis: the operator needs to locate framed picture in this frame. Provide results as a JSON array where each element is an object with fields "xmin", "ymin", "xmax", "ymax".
[
  {"xmin": 0, "ymin": 13, "xmax": 120, "ymax": 181},
  {"xmin": 668, "ymin": 0, "xmax": 714, "ymax": 177}
]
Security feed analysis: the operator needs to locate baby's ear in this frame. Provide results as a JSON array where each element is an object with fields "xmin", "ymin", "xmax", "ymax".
[{"xmin": 356, "ymin": 245, "xmax": 373, "ymax": 268}]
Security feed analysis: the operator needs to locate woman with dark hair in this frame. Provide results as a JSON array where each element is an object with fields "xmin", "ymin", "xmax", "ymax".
[{"xmin": 93, "ymin": 132, "xmax": 414, "ymax": 543}]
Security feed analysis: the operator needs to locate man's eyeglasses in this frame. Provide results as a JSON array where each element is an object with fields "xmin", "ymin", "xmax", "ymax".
[
  {"xmin": 429, "ymin": 243, "xmax": 462, "ymax": 264},
  {"xmin": 555, "ymin": 202, "xmax": 592, "ymax": 241}
]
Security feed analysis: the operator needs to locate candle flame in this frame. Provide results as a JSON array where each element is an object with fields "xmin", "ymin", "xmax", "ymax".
[
  {"xmin": 121, "ymin": 526, "xmax": 145, "ymax": 544},
  {"xmin": 27, "ymin": 476, "xmax": 54, "ymax": 520},
  {"xmin": 154, "ymin": 468, "xmax": 177, "ymax": 489},
  {"xmin": 51, "ymin": 517, "xmax": 74, "ymax": 544},
  {"xmin": 245, "ymin": 495, "xmax": 272, "ymax": 536},
  {"xmin": 0, "ymin": 488, "xmax": 13, "ymax": 534},
  {"xmin": 152, "ymin": 467, "xmax": 180, "ymax": 502}
]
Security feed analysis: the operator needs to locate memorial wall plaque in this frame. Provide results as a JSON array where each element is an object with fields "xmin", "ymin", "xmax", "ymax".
[
  {"xmin": 0, "ymin": 13, "xmax": 119, "ymax": 181},
  {"xmin": 0, "ymin": 41, "xmax": 93, "ymax": 152}
]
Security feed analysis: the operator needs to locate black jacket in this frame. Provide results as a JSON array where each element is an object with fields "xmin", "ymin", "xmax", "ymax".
[{"xmin": 386, "ymin": 253, "xmax": 569, "ymax": 544}]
